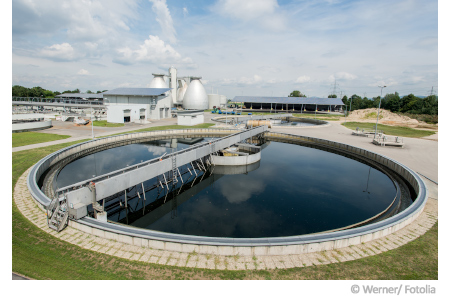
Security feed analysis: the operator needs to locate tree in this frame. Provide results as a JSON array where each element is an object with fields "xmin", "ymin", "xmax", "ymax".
[
  {"xmin": 12, "ymin": 85, "xmax": 55, "ymax": 98},
  {"xmin": 86, "ymin": 90, "xmax": 93, "ymax": 94},
  {"xmin": 328, "ymin": 94, "xmax": 337, "ymax": 98},
  {"xmin": 349, "ymin": 94, "xmax": 362, "ymax": 110},
  {"xmin": 12, "ymin": 85, "xmax": 29, "ymax": 97},
  {"xmin": 289, "ymin": 90, "xmax": 306, "ymax": 97},
  {"xmin": 400, "ymin": 94, "xmax": 419, "ymax": 113},
  {"xmin": 361, "ymin": 97, "xmax": 373, "ymax": 109},
  {"xmin": 43, "ymin": 90, "xmax": 55, "ymax": 98},
  {"xmin": 383, "ymin": 92, "xmax": 401, "ymax": 112},
  {"xmin": 63, "ymin": 88, "xmax": 80, "ymax": 94}
]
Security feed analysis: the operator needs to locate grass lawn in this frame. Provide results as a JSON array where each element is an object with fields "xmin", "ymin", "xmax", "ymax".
[
  {"xmin": 12, "ymin": 127, "xmax": 437, "ymax": 279},
  {"xmin": 93, "ymin": 120, "xmax": 124, "ymax": 127},
  {"xmin": 12, "ymin": 132, "xmax": 71, "ymax": 148},
  {"xmin": 342, "ymin": 122, "xmax": 436, "ymax": 138}
]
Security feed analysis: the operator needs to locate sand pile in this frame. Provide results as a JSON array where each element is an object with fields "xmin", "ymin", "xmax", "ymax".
[{"xmin": 344, "ymin": 108, "xmax": 427, "ymax": 127}]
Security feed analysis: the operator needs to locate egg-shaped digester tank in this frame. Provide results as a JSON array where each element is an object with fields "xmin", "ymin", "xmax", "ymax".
[
  {"xmin": 177, "ymin": 79, "xmax": 188, "ymax": 103},
  {"xmin": 183, "ymin": 77, "xmax": 208, "ymax": 110},
  {"xmin": 149, "ymin": 74, "xmax": 168, "ymax": 88}
]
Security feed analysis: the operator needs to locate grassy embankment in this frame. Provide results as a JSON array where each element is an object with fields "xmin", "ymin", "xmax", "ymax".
[
  {"xmin": 12, "ymin": 124, "xmax": 437, "ymax": 279},
  {"xmin": 12, "ymin": 132, "xmax": 71, "ymax": 148},
  {"xmin": 341, "ymin": 122, "xmax": 436, "ymax": 138}
]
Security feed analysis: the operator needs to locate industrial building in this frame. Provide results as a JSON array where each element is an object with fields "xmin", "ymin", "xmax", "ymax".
[
  {"xmin": 232, "ymin": 96, "xmax": 344, "ymax": 112},
  {"xmin": 102, "ymin": 67, "xmax": 225, "ymax": 123},
  {"xmin": 103, "ymin": 87, "xmax": 171, "ymax": 123}
]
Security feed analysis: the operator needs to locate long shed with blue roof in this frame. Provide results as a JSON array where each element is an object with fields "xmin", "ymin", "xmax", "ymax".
[{"xmin": 233, "ymin": 96, "xmax": 344, "ymax": 112}]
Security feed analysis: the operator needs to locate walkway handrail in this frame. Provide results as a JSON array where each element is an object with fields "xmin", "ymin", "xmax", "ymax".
[
  {"xmin": 27, "ymin": 127, "xmax": 253, "ymax": 208},
  {"xmin": 56, "ymin": 126, "xmax": 266, "ymax": 195}
]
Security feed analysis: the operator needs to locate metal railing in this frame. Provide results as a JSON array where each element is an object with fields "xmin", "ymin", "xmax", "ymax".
[
  {"xmin": 55, "ymin": 126, "xmax": 266, "ymax": 196},
  {"xmin": 12, "ymin": 97, "xmax": 103, "ymax": 105}
]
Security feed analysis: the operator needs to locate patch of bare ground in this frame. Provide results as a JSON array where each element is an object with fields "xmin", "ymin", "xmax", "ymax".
[{"xmin": 341, "ymin": 108, "xmax": 437, "ymax": 130}]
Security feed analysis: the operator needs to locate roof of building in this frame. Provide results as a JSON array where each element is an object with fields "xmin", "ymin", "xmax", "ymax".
[
  {"xmin": 103, "ymin": 88, "xmax": 171, "ymax": 96},
  {"xmin": 55, "ymin": 93, "xmax": 103, "ymax": 99},
  {"xmin": 233, "ymin": 96, "xmax": 344, "ymax": 106}
]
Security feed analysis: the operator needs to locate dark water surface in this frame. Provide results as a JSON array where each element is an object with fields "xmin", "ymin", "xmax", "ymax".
[{"xmin": 57, "ymin": 139, "xmax": 397, "ymax": 238}]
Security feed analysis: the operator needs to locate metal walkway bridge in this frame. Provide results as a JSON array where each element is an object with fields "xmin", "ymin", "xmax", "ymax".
[{"xmin": 51, "ymin": 126, "xmax": 267, "ymax": 224}]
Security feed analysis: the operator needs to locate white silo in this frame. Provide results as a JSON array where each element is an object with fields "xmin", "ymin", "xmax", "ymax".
[
  {"xmin": 208, "ymin": 94, "xmax": 221, "ymax": 109},
  {"xmin": 149, "ymin": 73, "xmax": 168, "ymax": 88},
  {"xmin": 177, "ymin": 79, "xmax": 188, "ymax": 103},
  {"xmin": 220, "ymin": 95, "xmax": 227, "ymax": 108},
  {"xmin": 183, "ymin": 77, "xmax": 208, "ymax": 110}
]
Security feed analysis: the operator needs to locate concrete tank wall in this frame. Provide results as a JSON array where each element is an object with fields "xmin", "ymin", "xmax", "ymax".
[{"xmin": 12, "ymin": 120, "xmax": 52, "ymax": 132}]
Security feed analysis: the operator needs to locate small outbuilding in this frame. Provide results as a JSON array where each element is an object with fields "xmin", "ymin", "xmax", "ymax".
[
  {"xmin": 177, "ymin": 110, "xmax": 204, "ymax": 126},
  {"xmin": 103, "ymin": 88, "xmax": 172, "ymax": 123}
]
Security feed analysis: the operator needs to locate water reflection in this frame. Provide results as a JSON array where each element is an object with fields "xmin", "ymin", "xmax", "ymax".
[
  {"xmin": 57, "ymin": 139, "xmax": 399, "ymax": 238},
  {"xmin": 56, "ymin": 138, "xmax": 208, "ymax": 188}
]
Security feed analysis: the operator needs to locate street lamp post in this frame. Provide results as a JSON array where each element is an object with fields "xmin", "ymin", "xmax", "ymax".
[
  {"xmin": 375, "ymin": 85, "xmax": 386, "ymax": 137},
  {"xmin": 91, "ymin": 101, "xmax": 94, "ymax": 139},
  {"xmin": 344, "ymin": 104, "xmax": 347, "ymax": 124}
]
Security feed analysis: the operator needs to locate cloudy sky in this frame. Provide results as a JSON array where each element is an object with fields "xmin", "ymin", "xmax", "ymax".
[{"xmin": 12, "ymin": 0, "xmax": 438, "ymax": 98}]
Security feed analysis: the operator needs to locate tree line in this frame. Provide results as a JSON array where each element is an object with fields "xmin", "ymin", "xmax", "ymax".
[
  {"xmin": 12, "ymin": 85, "xmax": 107, "ymax": 98},
  {"xmin": 289, "ymin": 90, "xmax": 438, "ymax": 116},
  {"xmin": 341, "ymin": 93, "xmax": 438, "ymax": 116}
]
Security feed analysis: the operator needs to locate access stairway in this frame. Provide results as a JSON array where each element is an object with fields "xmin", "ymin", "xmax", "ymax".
[{"xmin": 47, "ymin": 196, "xmax": 69, "ymax": 232}]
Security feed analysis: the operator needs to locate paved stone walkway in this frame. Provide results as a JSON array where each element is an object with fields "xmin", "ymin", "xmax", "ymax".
[{"xmin": 14, "ymin": 168, "xmax": 438, "ymax": 270}]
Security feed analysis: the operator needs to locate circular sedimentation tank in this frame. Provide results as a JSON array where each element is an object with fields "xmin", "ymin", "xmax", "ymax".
[{"xmin": 28, "ymin": 128, "xmax": 427, "ymax": 255}]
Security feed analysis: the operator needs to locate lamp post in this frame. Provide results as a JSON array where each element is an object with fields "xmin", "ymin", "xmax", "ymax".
[
  {"xmin": 91, "ymin": 101, "xmax": 94, "ymax": 139},
  {"xmin": 375, "ymin": 85, "xmax": 386, "ymax": 137},
  {"xmin": 344, "ymin": 104, "xmax": 347, "ymax": 124}
]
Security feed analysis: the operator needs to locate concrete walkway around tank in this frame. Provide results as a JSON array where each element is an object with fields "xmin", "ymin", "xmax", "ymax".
[
  {"xmin": 14, "ymin": 167, "xmax": 438, "ymax": 270},
  {"xmin": 13, "ymin": 118, "xmax": 438, "ymax": 270}
]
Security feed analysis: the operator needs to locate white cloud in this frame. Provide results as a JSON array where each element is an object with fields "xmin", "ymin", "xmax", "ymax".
[
  {"xmin": 77, "ymin": 69, "xmax": 90, "ymax": 75},
  {"xmin": 239, "ymin": 75, "xmax": 262, "ymax": 85},
  {"xmin": 183, "ymin": 7, "xmax": 188, "ymax": 17},
  {"xmin": 113, "ymin": 35, "xmax": 195, "ymax": 67},
  {"xmin": 219, "ymin": 177, "xmax": 265, "ymax": 204},
  {"xmin": 329, "ymin": 72, "xmax": 357, "ymax": 82},
  {"xmin": 213, "ymin": 0, "xmax": 285, "ymax": 30},
  {"xmin": 13, "ymin": 0, "xmax": 139, "ymax": 39},
  {"xmin": 216, "ymin": 0, "xmax": 277, "ymax": 19},
  {"xmin": 39, "ymin": 43, "xmax": 79, "ymax": 61},
  {"xmin": 149, "ymin": 0, "xmax": 177, "ymax": 44},
  {"xmin": 295, "ymin": 76, "xmax": 311, "ymax": 83}
]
